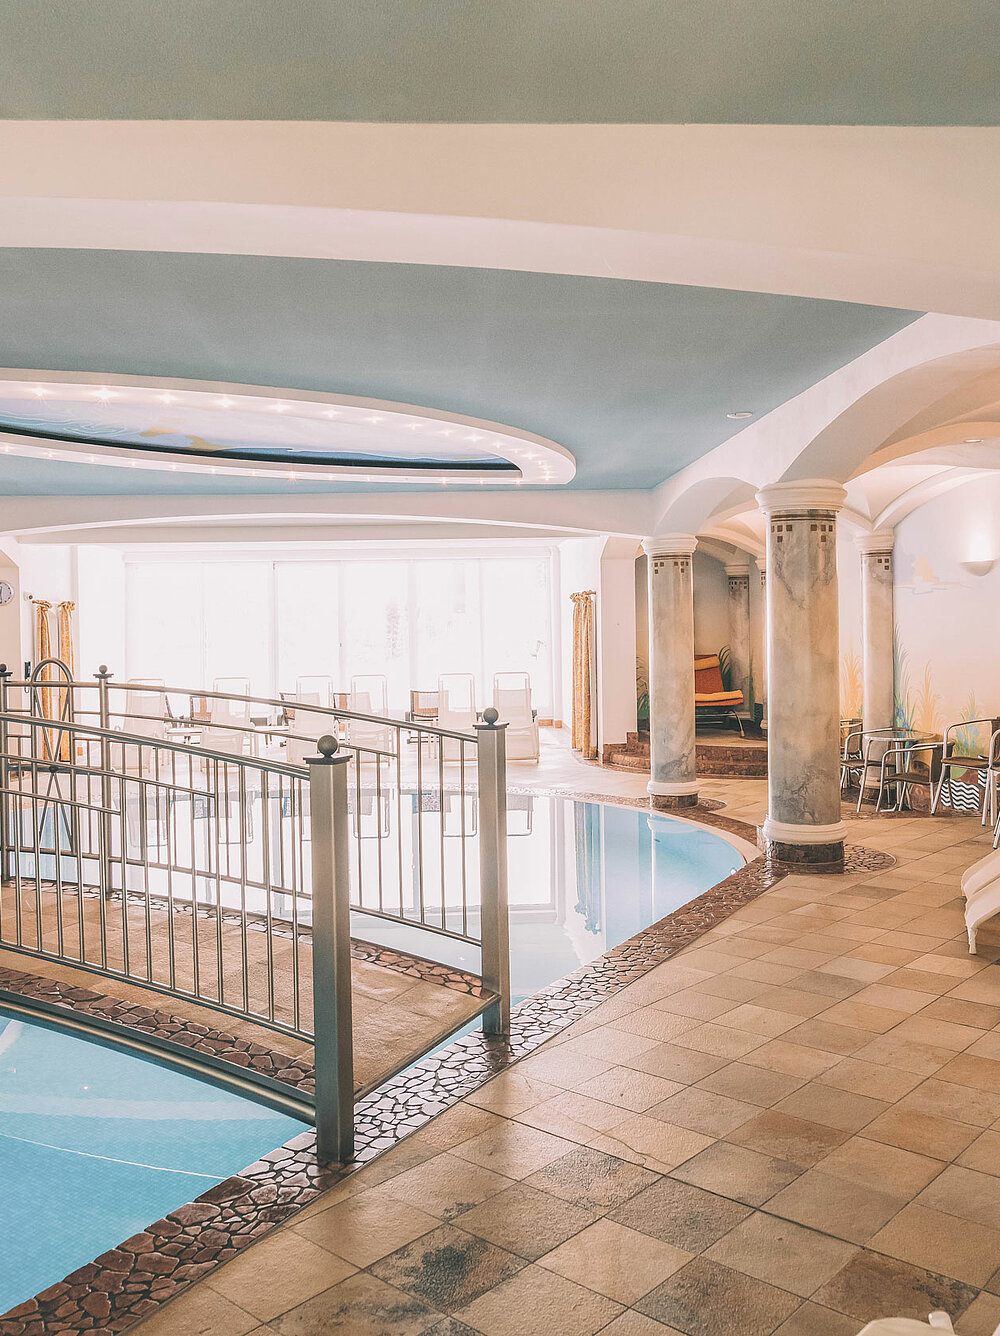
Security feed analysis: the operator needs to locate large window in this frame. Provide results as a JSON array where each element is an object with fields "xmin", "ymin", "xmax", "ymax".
[{"xmin": 125, "ymin": 551, "xmax": 555, "ymax": 715}]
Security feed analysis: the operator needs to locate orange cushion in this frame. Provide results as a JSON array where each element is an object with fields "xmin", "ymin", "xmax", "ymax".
[
  {"xmin": 695, "ymin": 690, "xmax": 744, "ymax": 706},
  {"xmin": 695, "ymin": 664, "xmax": 725, "ymax": 694}
]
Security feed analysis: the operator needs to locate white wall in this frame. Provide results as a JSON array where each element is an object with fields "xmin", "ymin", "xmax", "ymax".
[
  {"xmin": 598, "ymin": 539, "xmax": 638, "ymax": 748},
  {"xmin": 893, "ymin": 475, "xmax": 1000, "ymax": 734},
  {"xmin": 18, "ymin": 545, "xmax": 76, "ymax": 671},
  {"xmin": 0, "ymin": 539, "xmax": 23, "ymax": 674}
]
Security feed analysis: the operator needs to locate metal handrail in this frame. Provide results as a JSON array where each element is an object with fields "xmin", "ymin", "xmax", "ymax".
[{"xmin": 0, "ymin": 667, "xmax": 480, "ymax": 745}]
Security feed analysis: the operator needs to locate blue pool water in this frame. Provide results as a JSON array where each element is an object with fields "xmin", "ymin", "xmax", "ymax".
[
  {"xmin": 354, "ymin": 795, "xmax": 746, "ymax": 1001},
  {"xmin": 0, "ymin": 1011, "xmax": 305, "ymax": 1316}
]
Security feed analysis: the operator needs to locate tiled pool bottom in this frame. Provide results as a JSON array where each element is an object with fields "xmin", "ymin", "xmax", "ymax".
[
  {"xmin": 0, "ymin": 1009, "xmax": 305, "ymax": 1316},
  {"xmin": 354, "ymin": 797, "xmax": 748, "ymax": 1001}
]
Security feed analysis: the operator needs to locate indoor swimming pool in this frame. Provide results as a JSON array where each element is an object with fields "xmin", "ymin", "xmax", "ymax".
[
  {"xmin": 0, "ymin": 1009, "xmax": 305, "ymax": 1316},
  {"xmin": 354, "ymin": 795, "xmax": 747, "ymax": 1001}
]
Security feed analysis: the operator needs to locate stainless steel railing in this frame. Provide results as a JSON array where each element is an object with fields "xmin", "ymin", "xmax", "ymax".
[{"xmin": 0, "ymin": 663, "xmax": 511, "ymax": 1162}]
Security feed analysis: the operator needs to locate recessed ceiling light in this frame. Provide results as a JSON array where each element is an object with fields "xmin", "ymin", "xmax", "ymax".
[
  {"xmin": 158, "ymin": 392, "xmax": 176, "ymax": 404},
  {"xmin": 727, "ymin": 411, "xmax": 754, "ymax": 420},
  {"xmin": 964, "ymin": 437, "xmax": 985, "ymax": 444}
]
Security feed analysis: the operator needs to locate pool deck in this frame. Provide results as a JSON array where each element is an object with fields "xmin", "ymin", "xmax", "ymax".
[{"xmin": 124, "ymin": 735, "xmax": 1000, "ymax": 1336}]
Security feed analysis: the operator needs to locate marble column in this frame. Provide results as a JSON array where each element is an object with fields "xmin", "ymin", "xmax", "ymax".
[
  {"xmin": 757, "ymin": 480, "xmax": 848, "ymax": 864},
  {"xmin": 753, "ymin": 558, "xmax": 767, "ymax": 730},
  {"xmin": 725, "ymin": 563, "xmax": 751, "ymax": 717},
  {"xmin": 642, "ymin": 535, "xmax": 698, "ymax": 810},
  {"xmin": 857, "ymin": 532, "xmax": 895, "ymax": 731}
]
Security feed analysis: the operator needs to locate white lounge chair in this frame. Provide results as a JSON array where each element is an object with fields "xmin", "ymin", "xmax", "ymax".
[
  {"xmin": 349, "ymin": 675, "xmax": 393, "ymax": 756},
  {"xmin": 493, "ymin": 671, "xmax": 540, "ymax": 761},
  {"xmin": 961, "ymin": 847, "xmax": 1000, "ymax": 952},
  {"xmin": 437, "ymin": 673, "xmax": 476, "ymax": 761}
]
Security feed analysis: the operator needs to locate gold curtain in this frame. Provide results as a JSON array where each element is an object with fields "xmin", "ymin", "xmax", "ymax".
[
  {"xmin": 571, "ymin": 590, "xmax": 597, "ymax": 760},
  {"xmin": 57, "ymin": 601, "xmax": 76, "ymax": 760},
  {"xmin": 33, "ymin": 599, "xmax": 56, "ymax": 759}
]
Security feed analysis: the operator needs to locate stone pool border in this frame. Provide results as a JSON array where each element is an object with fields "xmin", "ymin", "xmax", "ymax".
[{"xmin": 0, "ymin": 803, "xmax": 893, "ymax": 1335}]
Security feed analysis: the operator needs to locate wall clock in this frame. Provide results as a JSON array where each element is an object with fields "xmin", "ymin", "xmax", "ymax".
[{"xmin": 0, "ymin": 581, "xmax": 13, "ymax": 606}]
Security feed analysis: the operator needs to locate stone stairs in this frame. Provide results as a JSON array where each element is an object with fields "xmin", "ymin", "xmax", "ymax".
[{"xmin": 604, "ymin": 730, "xmax": 768, "ymax": 777}]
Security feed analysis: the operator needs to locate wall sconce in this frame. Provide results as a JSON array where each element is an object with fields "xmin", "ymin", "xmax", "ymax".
[{"xmin": 962, "ymin": 535, "xmax": 997, "ymax": 577}]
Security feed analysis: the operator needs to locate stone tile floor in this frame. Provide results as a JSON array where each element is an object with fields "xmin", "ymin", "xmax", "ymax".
[{"xmin": 132, "ymin": 745, "xmax": 1000, "ymax": 1336}]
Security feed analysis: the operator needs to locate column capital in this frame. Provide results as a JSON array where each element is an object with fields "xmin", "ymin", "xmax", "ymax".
[
  {"xmin": 856, "ymin": 530, "xmax": 895, "ymax": 555},
  {"xmin": 724, "ymin": 563, "xmax": 751, "ymax": 578},
  {"xmin": 642, "ymin": 534, "xmax": 698, "ymax": 559},
  {"xmin": 756, "ymin": 479, "xmax": 847, "ymax": 515},
  {"xmin": 755, "ymin": 556, "xmax": 766, "ymax": 574}
]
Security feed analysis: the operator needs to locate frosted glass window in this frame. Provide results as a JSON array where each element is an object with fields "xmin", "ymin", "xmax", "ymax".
[
  {"xmin": 275, "ymin": 563, "xmax": 341, "ymax": 691},
  {"xmin": 411, "ymin": 561, "xmax": 481, "ymax": 695},
  {"xmin": 481, "ymin": 558, "xmax": 553, "ymax": 714},
  {"xmin": 127, "ymin": 563, "xmax": 204, "ymax": 687},
  {"xmin": 340, "ymin": 562, "xmax": 410, "ymax": 712},
  {"xmin": 203, "ymin": 563, "xmax": 272, "ymax": 696}
]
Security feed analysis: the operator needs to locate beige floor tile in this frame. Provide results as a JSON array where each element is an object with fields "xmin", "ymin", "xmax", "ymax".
[
  {"xmin": 574, "ymin": 1066, "xmax": 685, "ymax": 1113},
  {"xmin": 897, "ymin": 1077, "xmax": 1000, "ymax": 1128},
  {"xmin": 819, "ymin": 999, "xmax": 913, "ymax": 1033},
  {"xmin": 916, "ymin": 1163, "xmax": 1000, "ymax": 1229},
  {"xmin": 815, "ymin": 1056, "xmax": 924, "ymax": 1101},
  {"xmin": 852, "ymin": 1032, "xmax": 955, "ymax": 1076},
  {"xmin": 956, "ymin": 1291, "xmax": 1000, "ymax": 1336},
  {"xmin": 818, "ymin": 1136, "xmax": 944, "ymax": 1198},
  {"xmin": 454, "ymin": 1262, "xmax": 623, "ymax": 1336},
  {"xmin": 292, "ymin": 1186, "xmax": 441, "ymax": 1266},
  {"xmin": 779, "ymin": 1017, "xmax": 877, "ymax": 1055},
  {"xmin": 741, "ymin": 1038, "xmax": 842, "ymax": 1078},
  {"xmin": 890, "ymin": 1015, "xmax": 987, "ymax": 1051},
  {"xmin": 538, "ymin": 1218, "xmax": 691, "ymax": 1305},
  {"xmin": 773, "ymin": 1082, "xmax": 889, "ymax": 1133},
  {"xmin": 608, "ymin": 1009, "xmax": 701, "ymax": 1042},
  {"xmin": 771, "ymin": 1300, "xmax": 861, "ymax": 1336},
  {"xmin": 670, "ymin": 1021, "xmax": 766, "ymax": 1058},
  {"xmin": 517, "ymin": 1090, "xmax": 631, "ymax": 1136},
  {"xmin": 206, "ymin": 1229, "xmax": 356, "ymax": 1321},
  {"xmin": 956, "ymin": 1128, "xmax": 1000, "ymax": 1175},
  {"xmin": 379, "ymin": 1154, "xmax": 515, "ymax": 1222},
  {"xmin": 850, "ymin": 982, "xmax": 940, "ymax": 1014},
  {"xmin": 715, "ymin": 1003, "xmax": 802, "ymax": 1038},
  {"xmin": 516, "ymin": 1048, "xmax": 616, "ymax": 1090},
  {"xmin": 452, "ymin": 1181, "xmax": 599, "ymax": 1260},
  {"xmin": 450, "ymin": 1121, "xmax": 576, "ymax": 1177},
  {"xmin": 695, "ymin": 1060, "xmax": 805, "ymax": 1106},
  {"xmin": 655, "ymin": 989, "xmax": 737, "ymax": 1021},
  {"xmin": 624, "ymin": 1043, "xmax": 728, "ymax": 1084},
  {"xmin": 130, "ymin": 1286, "xmax": 260, "ymax": 1336},
  {"xmin": 752, "ymin": 985, "xmax": 832, "ymax": 1018},
  {"xmin": 670, "ymin": 1140, "xmax": 802, "ymax": 1206},
  {"xmin": 705, "ymin": 1210, "xmax": 857, "ymax": 1297},
  {"xmin": 648, "ymin": 1085, "xmax": 758, "ymax": 1137},
  {"xmin": 563, "ymin": 1026, "xmax": 663, "ymax": 1064},
  {"xmin": 864, "ymin": 1106, "xmax": 981, "ymax": 1160},
  {"xmin": 609, "ymin": 1176, "xmax": 751, "ymax": 1252},
  {"xmin": 411, "ymin": 1101, "xmax": 507, "ymax": 1150},
  {"xmin": 466, "ymin": 1070, "xmax": 564, "ymax": 1117},
  {"xmin": 590, "ymin": 1113, "xmax": 713, "ymax": 1173},
  {"xmin": 636, "ymin": 1254, "xmax": 801, "ymax": 1336},
  {"xmin": 596, "ymin": 1311, "xmax": 687, "ymax": 1336},
  {"xmin": 724, "ymin": 1109, "xmax": 849, "ymax": 1169},
  {"xmin": 935, "ymin": 1052, "xmax": 1000, "ymax": 1093},
  {"xmin": 870, "ymin": 1202, "xmax": 1000, "ymax": 1286},
  {"xmin": 268, "ymin": 1271, "xmax": 443, "ymax": 1336},
  {"xmin": 765, "ymin": 1168, "xmax": 908, "ymax": 1244}
]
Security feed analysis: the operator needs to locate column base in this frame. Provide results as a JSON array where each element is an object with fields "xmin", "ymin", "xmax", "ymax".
[
  {"xmin": 760, "ymin": 817, "xmax": 847, "ymax": 868},
  {"xmin": 650, "ymin": 792, "xmax": 699, "ymax": 811},
  {"xmin": 648, "ymin": 779, "xmax": 698, "ymax": 811}
]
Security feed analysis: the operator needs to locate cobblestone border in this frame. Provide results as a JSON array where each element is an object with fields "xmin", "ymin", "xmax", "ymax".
[{"xmin": 0, "ymin": 803, "xmax": 892, "ymax": 1334}]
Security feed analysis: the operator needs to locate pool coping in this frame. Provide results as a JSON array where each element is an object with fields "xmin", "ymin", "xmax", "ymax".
[{"xmin": 0, "ymin": 802, "xmax": 894, "ymax": 1335}]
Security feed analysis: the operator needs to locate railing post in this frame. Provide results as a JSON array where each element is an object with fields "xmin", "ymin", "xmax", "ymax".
[
  {"xmin": 0, "ymin": 664, "xmax": 10, "ymax": 880},
  {"xmin": 307, "ymin": 734, "xmax": 355, "ymax": 1163},
  {"xmin": 476, "ymin": 707, "xmax": 510, "ymax": 1035},
  {"xmin": 95, "ymin": 666, "xmax": 114, "ymax": 898}
]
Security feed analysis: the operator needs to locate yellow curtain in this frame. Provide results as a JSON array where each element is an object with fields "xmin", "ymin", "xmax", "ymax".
[
  {"xmin": 57, "ymin": 601, "xmax": 76, "ymax": 760},
  {"xmin": 571, "ymin": 590, "xmax": 597, "ymax": 760},
  {"xmin": 33, "ymin": 599, "xmax": 56, "ymax": 759}
]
